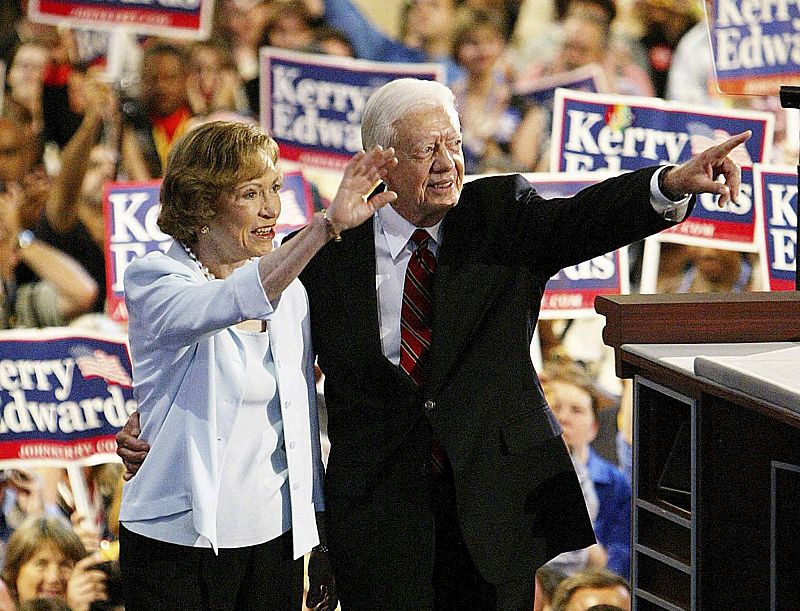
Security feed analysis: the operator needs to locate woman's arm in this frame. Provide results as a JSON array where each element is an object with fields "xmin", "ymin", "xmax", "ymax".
[
  {"xmin": 256, "ymin": 146, "xmax": 397, "ymax": 303},
  {"xmin": 46, "ymin": 79, "xmax": 118, "ymax": 233}
]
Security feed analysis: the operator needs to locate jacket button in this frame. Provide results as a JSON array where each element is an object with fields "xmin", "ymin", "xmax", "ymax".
[{"xmin": 424, "ymin": 399, "xmax": 436, "ymax": 411}]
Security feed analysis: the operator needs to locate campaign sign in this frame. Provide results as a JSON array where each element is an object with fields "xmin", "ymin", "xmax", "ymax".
[
  {"xmin": 0, "ymin": 328, "xmax": 135, "ymax": 466},
  {"xmin": 706, "ymin": 0, "xmax": 800, "ymax": 95},
  {"xmin": 28, "ymin": 0, "xmax": 214, "ymax": 39},
  {"xmin": 261, "ymin": 48, "xmax": 444, "ymax": 170},
  {"xmin": 753, "ymin": 164, "xmax": 797, "ymax": 290},
  {"xmin": 551, "ymin": 89, "xmax": 774, "ymax": 249},
  {"xmin": 104, "ymin": 181, "xmax": 170, "ymax": 323},
  {"xmin": 515, "ymin": 64, "xmax": 604, "ymax": 108},
  {"xmin": 276, "ymin": 170, "xmax": 315, "ymax": 234},
  {"xmin": 522, "ymin": 171, "xmax": 629, "ymax": 319}
]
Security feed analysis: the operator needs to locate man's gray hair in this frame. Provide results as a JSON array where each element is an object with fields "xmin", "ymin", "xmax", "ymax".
[{"xmin": 361, "ymin": 78, "xmax": 460, "ymax": 150}]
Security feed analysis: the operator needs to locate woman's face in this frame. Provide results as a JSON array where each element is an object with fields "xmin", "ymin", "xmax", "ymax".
[
  {"xmin": 8, "ymin": 43, "xmax": 48, "ymax": 103},
  {"xmin": 201, "ymin": 154, "xmax": 282, "ymax": 266},
  {"xmin": 16, "ymin": 541, "xmax": 74, "ymax": 602},
  {"xmin": 456, "ymin": 24, "xmax": 504, "ymax": 76}
]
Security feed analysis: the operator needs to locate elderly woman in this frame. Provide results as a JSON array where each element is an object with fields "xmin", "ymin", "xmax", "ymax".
[
  {"xmin": 117, "ymin": 120, "xmax": 397, "ymax": 610},
  {"xmin": 1, "ymin": 517, "xmax": 109, "ymax": 611}
]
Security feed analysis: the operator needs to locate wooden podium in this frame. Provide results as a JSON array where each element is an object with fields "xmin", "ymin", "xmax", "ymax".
[{"xmin": 596, "ymin": 293, "xmax": 800, "ymax": 610}]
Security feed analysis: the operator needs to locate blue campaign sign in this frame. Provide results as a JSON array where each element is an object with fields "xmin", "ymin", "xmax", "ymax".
[
  {"xmin": 707, "ymin": 0, "xmax": 800, "ymax": 95},
  {"xmin": 0, "ymin": 329, "xmax": 136, "ymax": 466},
  {"xmin": 260, "ymin": 48, "xmax": 444, "ymax": 170},
  {"xmin": 521, "ymin": 171, "xmax": 629, "ymax": 319},
  {"xmin": 104, "ymin": 181, "xmax": 169, "ymax": 322},
  {"xmin": 753, "ymin": 164, "xmax": 797, "ymax": 290},
  {"xmin": 551, "ymin": 89, "xmax": 774, "ymax": 249}
]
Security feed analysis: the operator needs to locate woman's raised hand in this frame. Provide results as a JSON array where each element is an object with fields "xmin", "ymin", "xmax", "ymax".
[{"xmin": 325, "ymin": 146, "xmax": 398, "ymax": 235}]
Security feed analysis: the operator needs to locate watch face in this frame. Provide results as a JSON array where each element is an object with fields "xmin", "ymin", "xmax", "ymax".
[{"xmin": 18, "ymin": 230, "xmax": 34, "ymax": 249}]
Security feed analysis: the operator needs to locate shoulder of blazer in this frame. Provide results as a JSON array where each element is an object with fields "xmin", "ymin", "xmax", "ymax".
[{"xmin": 445, "ymin": 174, "xmax": 535, "ymax": 234}]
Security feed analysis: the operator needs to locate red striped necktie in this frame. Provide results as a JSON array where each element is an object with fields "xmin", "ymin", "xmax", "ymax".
[
  {"xmin": 400, "ymin": 230, "xmax": 448, "ymax": 477},
  {"xmin": 400, "ymin": 229, "xmax": 436, "ymax": 385}
]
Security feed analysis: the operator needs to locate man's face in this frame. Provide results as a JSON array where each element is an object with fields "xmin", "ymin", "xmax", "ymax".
[
  {"xmin": 546, "ymin": 380, "xmax": 598, "ymax": 453},
  {"xmin": 142, "ymin": 53, "xmax": 188, "ymax": 117},
  {"xmin": 383, "ymin": 104, "xmax": 465, "ymax": 227}
]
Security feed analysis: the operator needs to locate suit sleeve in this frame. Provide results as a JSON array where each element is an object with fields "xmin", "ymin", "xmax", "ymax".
[{"xmin": 479, "ymin": 169, "xmax": 693, "ymax": 278}]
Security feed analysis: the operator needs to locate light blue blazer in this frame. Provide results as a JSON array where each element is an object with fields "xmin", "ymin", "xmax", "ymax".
[{"xmin": 119, "ymin": 241, "xmax": 324, "ymax": 557}]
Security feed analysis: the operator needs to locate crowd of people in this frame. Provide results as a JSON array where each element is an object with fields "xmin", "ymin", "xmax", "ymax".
[{"xmin": 0, "ymin": 0, "xmax": 785, "ymax": 609}]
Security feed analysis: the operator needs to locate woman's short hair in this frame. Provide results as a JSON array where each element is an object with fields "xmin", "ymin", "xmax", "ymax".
[
  {"xmin": 2, "ymin": 517, "xmax": 87, "ymax": 600},
  {"xmin": 361, "ymin": 78, "xmax": 460, "ymax": 151},
  {"xmin": 157, "ymin": 120, "xmax": 279, "ymax": 244}
]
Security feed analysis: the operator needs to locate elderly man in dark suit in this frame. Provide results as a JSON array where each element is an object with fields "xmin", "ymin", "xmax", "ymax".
[{"xmin": 118, "ymin": 78, "xmax": 749, "ymax": 611}]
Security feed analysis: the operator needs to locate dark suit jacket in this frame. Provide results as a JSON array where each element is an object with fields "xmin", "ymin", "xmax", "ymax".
[{"xmin": 298, "ymin": 167, "xmax": 690, "ymax": 607}]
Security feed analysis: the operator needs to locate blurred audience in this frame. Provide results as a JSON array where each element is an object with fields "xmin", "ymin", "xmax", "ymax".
[
  {"xmin": 121, "ymin": 41, "xmax": 194, "ymax": 180},
  {"xmin": 186, "ymin": 41, "xmax": 251, "ymax": 118},
  {"xmin": 324, "ymin": 0, "xmax": 465, "ymax": 83},
  {"xmin": 0, "ymin": 183, "xmax": 98, "ymax": 328},
  {"xmin": 658, "ymin": 245, "xmax": 757, "ymax": 294}
]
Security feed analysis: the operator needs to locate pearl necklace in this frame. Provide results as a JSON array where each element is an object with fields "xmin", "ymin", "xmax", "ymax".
[{"xmin": 181, "ymin": 242, "xmax": 216, "ymax": 280}]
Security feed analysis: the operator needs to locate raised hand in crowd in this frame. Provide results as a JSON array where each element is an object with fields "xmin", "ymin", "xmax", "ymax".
[
  {"xmin": 65, "ymin": 555, "xmax": 109, "ymax": 611},
  {"xmin": 0, "ymin": 469, "xmax": 45, "ymax": 525}
]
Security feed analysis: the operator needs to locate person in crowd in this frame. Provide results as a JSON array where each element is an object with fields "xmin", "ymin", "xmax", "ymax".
[
  {"xmin": 5, "ymin": 40, "xmax": 50, "ymax": 142},
  {"xmin": 0, "ymin": 470, "xmax": 52, "ymax": 553},
  {"xmin": 186, "ymin": 41, "xmax": 251, "ymax": 118},
  {"xmin": 323, "ymin": 0, "xmax": 464, "ymax": 84},
  {"xmin": 633, "ymin": 0, "xmax": 698, "ymax": 98},
  {"xmin": 0, "ymin": 112, "xmax": 50, "ymax": 232},
  {"xmin": 117, "ymin": 120, "xmax": 397, "ymax": 610},
  {"xmin": 550, "ymin": 568, "xmax": 631, "ymax": 611},
  {"xmin": 121, "ymin": 41, "xmax": 195, "ymax": 180},
  {"xmin": 119, "ymin": 78, "xmax": 749, "ymax": 610},
  {"xmin": 657, "ymin": 245, "xmax": 757, "ymax": 294},
  {"xmin": 544, "ymin": 362, "xmax": 632, "ymax": 578},
  {"xmin": 0, "ymin": 183, "xmax": 98, "ymax": 329},
  {"xmin": 449, "ymin": 9, "xmax": 534, "ymax": 174},
  {"xmin": 211, "ymin": 0, "xmax": 274, "ymax": 85},
  {"xmin": 308, "ymin": 25, "xmax": 355, "ymax": 57},
  {"xmin": 1, "ymin": 517, "xmax": 109, "ymax": 611},
  {"xmin": 261, "ymin": 0, "xmax": 318, "ymax": 52},
  {"xmin": 516, "ymin": 10, "xmax": 654, "ymax": 99},
  {"xmin": 21, "ymin": 76, "xmax": 118, "ymax": 315}
]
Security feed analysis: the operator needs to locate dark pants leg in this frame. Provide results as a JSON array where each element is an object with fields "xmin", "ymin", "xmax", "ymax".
[
  {"xmin": 119, "ymin": 525, "xmax": 303, "ymax": 611},
  {"xmin": 431, "ymin": 464, "xmax": 536, "ymax": 611}
]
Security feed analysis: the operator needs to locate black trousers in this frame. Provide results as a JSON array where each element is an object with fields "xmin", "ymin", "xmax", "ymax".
[
  {"xmin": 119, "ymin": 525, "xmax": 303, "ymax": 611},
  {"xmin": 431, "ymin": 464, "xmax": 537, "ymax": 611}
]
